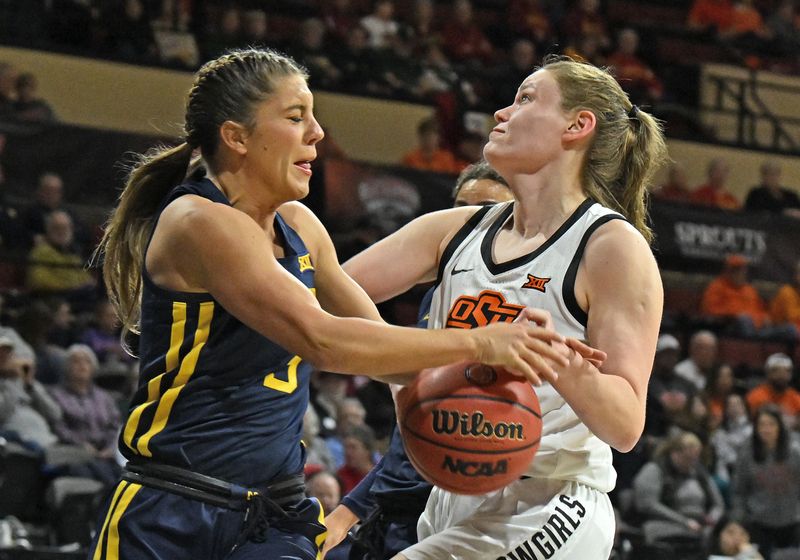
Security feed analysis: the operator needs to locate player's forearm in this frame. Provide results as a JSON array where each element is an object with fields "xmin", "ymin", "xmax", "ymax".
[
  {"xmin": 304, "ymin": 315, "xmax": 479, "ymax": 376},
  {"xmin": 553, "ymin": 360, "xmax": 645, "ymax": 452}
]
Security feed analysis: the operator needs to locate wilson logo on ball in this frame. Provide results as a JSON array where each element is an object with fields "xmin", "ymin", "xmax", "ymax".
[
  {"xmin": 442, "ymin": 455, "xmax": 509, "ymax": 477},
  {"xmin": 431, "ymin": 410, "xmax": 525, "ymax": 440}
]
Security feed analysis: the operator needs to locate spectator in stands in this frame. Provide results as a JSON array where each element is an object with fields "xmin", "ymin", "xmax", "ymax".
[
  {"xmin": 310, "ymin": 370, "xmax": 350, "ymax": 438},
  {"xmin": 766, "ymin": 1, "xmax": 800, "ymax": 55},
  {"xmin": 108, "ymin": 0, "xmax": 158, "ymax": 64},
  {"xmin": 488, "ymin": 38, "xmax": 539, "ymax": 111},
  {"xmin": 746, "ymin": 353, "xmax": 800, "ymax": 428},
  {"xmin": 653, "ymin": 162, "xmax": 693, "ymax": 202},
  {"xmin": 724, "ymin": 0, "xmax": 770, "ymax": 41},
  {"xmin": 201, "ymin": 5, "xmax": 242, "ymax": 60},
  {"xmin": 80, "ymin": 299, "xmax": 132, "ymax": 369},
  {"xmin": 645, "ymin": 334, "xmax": 699, "ymax": 440},
  {"xmin": 676, "ymin": 329, "xmax": 719, "ymax": 391},
  {"xmin": 406, "ymin": 0, "xmax": 439, "ymax": 48},
  {"xmin": 440, "ymin": 0, "xmax": 495, "ymax": 65},
  {"xmin": 401, "ymin": 116, "xmax": 460, "ymax": 174},
  {"xmin": 705, "ymin": 362, "xmax": 738, "ymax": 425},
  {"xmin": 708, "ymin": 517, "xmax": 765, "ymax": 560},
  {"xmin": 700, "ymin": 254, "xmax": 797, "ymax": 339},
  {"xmin": 0, "ymin": 294, "xmax": 34, "ymax": 361},
  {"xmin": 732, "ymin": 405, "xmax": 800, "ymax": 558},
  {"xmin": 303, "ymin": 405, "xmax": 336, "ymax": 473},
  {"xmin": 322, "ymin": 0, "xmax": 361, "ymax": 47},
  {"xmin": 26, "ymin": 210, "xmax": 96, "ymax": 296},
  {"xmin": 23, "ymin": 172, "xmax": 88, "ymax": 254},
  {"xmin": 688, "ymin": 0, "xmax": 735, "ymax": 35},
  {"xmin": 373, "ymin": 26, "xmax": 423, "ymax": 100},
  {"xmin": 633, "ymin": 431, "xmax": 724, "ymax": 552},
  {"xmin": 507, "ymin": 0, "xmax": 554, "ymax": 49},
  {"xmin": 15, "ymin": 298, "xmax": 68, "ymax": 385},
  {"xmin": 46, "ymin": 298, "xmax": 77, "ymax": 349},
  {"xmin": 744, "ymin": 160, "xmax": 800, "ymax": 217},
  {"xmin": 13, "ymin": 72, "xmax": 55, "ymax": 123},
  {"xmin": 47, "ymin": 344, "xmax": 121, "ymax": 485},
  {"xmin": 337, "ymin": 424, "xmax": 378, "ymax": 494},
  {"xmin": 560, "ymin": 0, "xmax": 612, "ymax": 53},
  {"xmin": 607, "ymin": 28, "xmax": 664, "ymax": 105},
  {"xmin": 691, "ymin": 157, "xmax": 741, "ymax": 210},
  {"xmin": 360, "ymin": 0, "xmax": 400, "ymax": 50},
  {"xmin": 327, "ymin": 397, "xmax": 369, "ymax": 468},
  {"xmin": 770, "ymin": 259, "xmax": 800, "ymax": 332},
  {"xmin": 0, "ymin": 351, "xmax": 62, "ymax": 451},
  {"xmin": 332, "ymin": 25, "xmax": 382, "ymax": 96},
  {"xmin": 241, "ymin": 8, "xmax": 270, "ymax": 47},
  {"xmin": 306, "ymin": 469, "xmax": 343, "ymax": 520},
  {"xmin": 290, "ymin": 18, "xmax": 342, "ymax": 90},
  {"xmin": 711, "ymin": 392, "xmax": 752, "ymax": 490}
]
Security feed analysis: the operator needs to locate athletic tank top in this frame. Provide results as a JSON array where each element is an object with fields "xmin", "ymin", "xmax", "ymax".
[
  {"xmin": 428, "ymin": 199, "xmax": 626, "ymax": 492},
  {"xmin": 119, "ymin": 178, "xmax": 315, "ymax": 487}
]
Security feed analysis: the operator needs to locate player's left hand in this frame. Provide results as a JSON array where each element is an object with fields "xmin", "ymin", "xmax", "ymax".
[{"xmin": 564, "ymin": 338, "xmax": 607, "ymax": 368}]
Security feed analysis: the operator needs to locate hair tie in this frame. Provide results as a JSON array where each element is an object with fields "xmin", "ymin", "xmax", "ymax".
[{"xmin": 628, "ymin": 104, "xmax": 640, "ymax": 120}]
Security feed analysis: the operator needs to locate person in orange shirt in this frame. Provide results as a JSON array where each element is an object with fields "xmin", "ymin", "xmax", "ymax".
[
  {"xmin": 607, "ymin": 28, "xmax": 664, "ymax": 105},
  {"xmin": 701, "ymin": 254, "xmax": 797, "ymax": 340},
  {"xmin": 687, "ymin": 0, "xmax": 735, "ymax": 33},
  {"xmin": 691, "ymin": 157, "xmax": 741, "ymax": 210},
  {"xmin": 401, "ymin": 116, "xmax": 460, "ymax": 174},
  {"xmin": 746, "ymin": 353, "xmax": 800, "ymax": 428},
  {"xmin": 771, "ymin": 260, "xmax": 800, "ymax": 332},
  {"xmin": 653, "ymin": 162, "xmax": 693, "ymax": 202}
]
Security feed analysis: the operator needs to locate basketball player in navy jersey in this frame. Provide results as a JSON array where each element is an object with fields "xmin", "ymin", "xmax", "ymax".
[
  {"xmin": 321, "ymin": 161, "xmax": 515, "ymax": 560},
  {"xmin": 88, "ymin": 49, "xmax": 575, "ymax": 560},
  {"xmin": 337, "ymin": 56, "xmax": 668, "ymax": 559}
]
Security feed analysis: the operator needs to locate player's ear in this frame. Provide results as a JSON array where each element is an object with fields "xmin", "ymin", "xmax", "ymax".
[
  {"xmin": 563, "ymin": 110, "xmax": 596, "ymax": 143},
  {"xmin": 219, "ymin": 120, "xmax": 249, "ymax": 155}
]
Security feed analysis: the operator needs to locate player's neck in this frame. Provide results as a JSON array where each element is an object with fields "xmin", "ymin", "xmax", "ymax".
[{"xmin": 508, "ymin": 180, "xmax": 586, "ymax": 240}]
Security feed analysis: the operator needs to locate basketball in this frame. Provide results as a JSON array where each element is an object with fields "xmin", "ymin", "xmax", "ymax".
[{"xmin": 396, "ymin": 362, "xmax": 542, "ymax": 495}]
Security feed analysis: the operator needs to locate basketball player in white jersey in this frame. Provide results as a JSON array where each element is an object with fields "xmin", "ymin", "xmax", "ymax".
[{"xmin": 339, "ymin": 56, "xmax": 667, "ymax": 560}]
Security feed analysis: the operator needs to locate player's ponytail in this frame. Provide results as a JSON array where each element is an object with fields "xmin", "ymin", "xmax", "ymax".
[
  {"xmin": 542, "ymin": 56, "xmax": 668, "ymax": 244},
  {"xmin": 95, "ymin": 142, "xmax": 194, "ymax": 341}
]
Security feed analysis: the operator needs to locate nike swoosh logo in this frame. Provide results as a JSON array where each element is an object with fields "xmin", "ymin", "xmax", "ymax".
[{"xmin": 451, "ymin": 268, "xmax": 473, "ymax": 275}]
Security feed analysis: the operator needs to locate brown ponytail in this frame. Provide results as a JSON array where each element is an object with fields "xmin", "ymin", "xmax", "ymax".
[{"xmin": 542, "ymin": 56, "xmax": 669, "ymax": 243}]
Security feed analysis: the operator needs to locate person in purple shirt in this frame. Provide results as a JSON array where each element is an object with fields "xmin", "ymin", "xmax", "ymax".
[{"xmin": 48, "ymin": 344, "xmax": 122, "ymax": 484}]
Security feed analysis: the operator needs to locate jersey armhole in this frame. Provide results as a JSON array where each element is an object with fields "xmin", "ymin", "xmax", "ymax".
[
  {"xmin": 434, "ymin": 205, "xmax": 493, "ymax": 285},
  {"xmin": 562, "ymin": 215, "xmax": 627, "ymax": 328}
]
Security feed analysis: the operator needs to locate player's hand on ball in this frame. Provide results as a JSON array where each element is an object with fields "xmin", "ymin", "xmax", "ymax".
[{"xmin": 475, "ymin": 315, "xmax": 567, "ymax": 386}]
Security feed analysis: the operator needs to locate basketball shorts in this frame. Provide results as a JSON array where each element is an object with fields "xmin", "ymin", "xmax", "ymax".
[
  {"xmin": 87, "ymin": 480, "xmax": 326, "ymax": 560},
  {"xmin": 402, "ymin": 478, "xmax": 614, "ymax": 560}
]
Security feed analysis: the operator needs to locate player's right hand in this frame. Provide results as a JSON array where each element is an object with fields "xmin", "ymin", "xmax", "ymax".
[{"xmin": 320, "ymin": 504, "xmax": 359, "ymax": 558}]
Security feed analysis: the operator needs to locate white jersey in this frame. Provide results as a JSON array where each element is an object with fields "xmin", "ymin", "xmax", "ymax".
[{"xmin": 427, "ymin": 199, "xmax": 624, "ymax": 492}]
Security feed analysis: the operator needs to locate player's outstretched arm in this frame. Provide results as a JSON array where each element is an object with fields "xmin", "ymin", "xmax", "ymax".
[{"xmin": 159, "ymin": 198, "xmax": 566, "ymax": 380}]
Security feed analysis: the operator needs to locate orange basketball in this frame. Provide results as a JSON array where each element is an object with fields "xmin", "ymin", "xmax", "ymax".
[{"xmin": 396, "ymin": 362, "xmax": 542, "ymax": 495}]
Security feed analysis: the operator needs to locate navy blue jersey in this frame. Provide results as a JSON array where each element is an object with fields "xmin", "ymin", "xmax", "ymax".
[
  {"xmin": 119, "ymin": 178, "xmax": 315, "ymax": 487},
  {"xmin": 341, "ymin": 288, "xmax": 433, "ymax": 520}
]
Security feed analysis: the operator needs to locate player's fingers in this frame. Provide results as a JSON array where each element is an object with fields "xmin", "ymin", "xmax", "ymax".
[
  {"xmin": 507, "ymin": 359, "xmax": 544, "ymax": 386},
  {"xmin": 517, "ymin": 346, "xmax": 559, "ymax": 384},
  {"xmin": 526, "ymin": 335, "xmax": 569, "ymax": 367},
  {"xmin": 525, "ymin": 324, "xmax": 566, "ymax": 345},
  {"xmin": 515, "ymin": 307, "xmax": 553, "ymax": 328},
  {"xmin": 565, "ymin": 338, "xmax": 607, "ymax": 363}
]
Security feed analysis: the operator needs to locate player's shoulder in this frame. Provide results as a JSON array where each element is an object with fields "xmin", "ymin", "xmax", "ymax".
[
  {"xmin": 583, "ymin": 218, "xmax": 654, "ymax": 270},
  {"xmin": 159, "ymin": 194, "xmax": 254, "ymax": 246}
]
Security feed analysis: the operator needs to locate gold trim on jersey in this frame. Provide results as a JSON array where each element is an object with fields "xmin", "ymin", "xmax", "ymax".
[
  {"xmin": 92, "ymin": 481, "xmax": 142, "ymax": 560},
  {"xmin": 123, "ymin": 301, "xmax": 214, "ymax": 456},
  {"xmin": 122, "ymin": 301, "xmax": 187, "ymax": 454}
]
